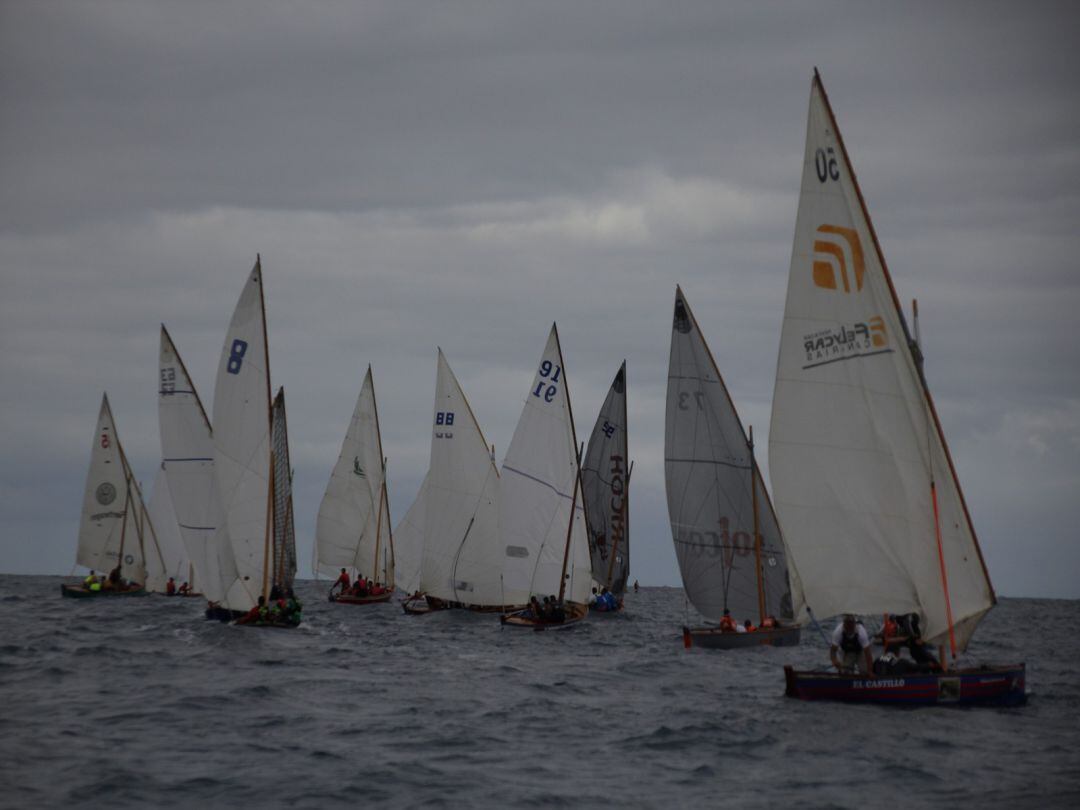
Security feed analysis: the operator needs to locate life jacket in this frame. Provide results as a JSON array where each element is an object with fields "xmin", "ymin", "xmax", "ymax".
[
  {"xmin": 840, "ymin": 629, "xmax": 864, "ymax": 653},
  {"xmin": 883, "ymin": 617, "xmax": 899, "ymax": 638},
  {"xmin": 744, "ymin": 623, "xmax": 757, "ymax": 633},
  {"xmin": 89, "ymin": 582, "xmax": 102, "ymax": 592},
  {"xmin": 719, "ymin": 615, "xmax": 737, "ymax": 632},
  {"xmin": 760, "ymin": 617, "xmax": 776, "ymax": 629}
]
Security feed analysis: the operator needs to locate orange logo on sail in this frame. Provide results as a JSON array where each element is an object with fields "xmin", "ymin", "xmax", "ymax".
[
  {"xmin": 869, "ymin": 316, "xmax": 886, "ymax": 348},
  {"xmin": 813, "ymin": 225, "xmax": 865, "ymax": 293}
]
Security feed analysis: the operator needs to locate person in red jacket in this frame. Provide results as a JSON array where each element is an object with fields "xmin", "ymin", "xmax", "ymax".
[{"xmin": 331, "ymin": 568, "xmax": 350, "ymax": 594}]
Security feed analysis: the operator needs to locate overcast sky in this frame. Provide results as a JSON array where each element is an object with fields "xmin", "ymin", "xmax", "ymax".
[{"xmin": 2, "ymin": 1, "xmax": 1077, "ymax": 599}]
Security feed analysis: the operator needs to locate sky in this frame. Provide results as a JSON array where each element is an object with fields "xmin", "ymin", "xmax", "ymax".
[{"xmin": 2, "ymin": 1, "xmax": 1078, "ymax": 598}]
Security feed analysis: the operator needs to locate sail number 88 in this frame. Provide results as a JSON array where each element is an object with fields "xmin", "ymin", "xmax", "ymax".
[
  {"xmin": 815, "ymin": 147, "xmax": 839, "ymax": 183},
  {"xmin": 532, "ymin": 360, "xmax": 562, "ymax": 403}
]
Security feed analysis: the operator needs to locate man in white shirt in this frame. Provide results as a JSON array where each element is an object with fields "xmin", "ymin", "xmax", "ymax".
[{"xmin": 830, "ymin": 614, "xmax": 873, "ymax": 675}]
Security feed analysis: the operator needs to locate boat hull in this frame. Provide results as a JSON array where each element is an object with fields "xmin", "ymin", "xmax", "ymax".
[
  {"xmin": 61, "ymin": 584, "xmax": 147, "ymax": 598},
  {"xmin": 403, "ymin": 594, "xmax": 524, "ymax": 615},
  {"xmin": 500, "ymin": 602, "xmax": 588, "ymax": 630},
  {"xmin": 329, "ymin": 591, "xmax": 393, "ymax": 605},
  {"xmin": 684, "ymin": 624, "xmax": 801, "ymax": 649},
  {"xmin": 783, "ymin": 663, "xmax": 1027, "ymax": 707}
]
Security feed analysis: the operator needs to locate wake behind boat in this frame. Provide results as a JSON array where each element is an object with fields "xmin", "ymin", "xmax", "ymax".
[{"xmin": 770, "ymin": 71, "xmax": 1024, "ymax": 706}]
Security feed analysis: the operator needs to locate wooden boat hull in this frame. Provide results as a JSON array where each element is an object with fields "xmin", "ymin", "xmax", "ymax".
[
  {"xmin": 402, "ymin": 594, "xmax": 524, "ymax": 615},
  {"xmin": 329, "ymin": 591, "xmax": 393, "ymax": 605},
  {"xmin": 783, "ymin": 663, "xmax": 1027, "ymax": 707},
  {"xmin": 684, "ymin": 624, "xmax": 801, "ymax": 649},
  {"xmin": 61, "ymin": 584, "xmax": 147, "ymax": 598},
  {"xmin": 205, "ymin": 605, "xmax": 246, "ymax": 622},
  {"xmin": 500, "ymin": 602, "xmax": 588, "ymax": 630}
]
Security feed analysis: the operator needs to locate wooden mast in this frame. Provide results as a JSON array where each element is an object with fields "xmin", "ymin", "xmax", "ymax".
[{"xmin": 558, "ymin": 442, "xmax": 584, "ymax": 604}]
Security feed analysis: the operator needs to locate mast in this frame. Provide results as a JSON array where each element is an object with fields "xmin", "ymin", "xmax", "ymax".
[
  {"xmin": 812, "ymin": 69, "xmax": 994, "ymax": 614},
  {"xmin": 558, "ymin": 443, "xmax": 585, "ymax": 604},
  {"xmin": 258, "ymin": 255, "xmax": 274, "ymax": 601},
  {"xmin": 750, "ymin": 426, "xmax": 765, "ymax": 624},
  {"xmin": 554, "ymin": 324, "xmax": 583, "ymax": 604}
]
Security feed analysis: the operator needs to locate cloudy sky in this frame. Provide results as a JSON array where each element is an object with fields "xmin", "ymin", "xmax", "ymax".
[{"xmin": 2, "ymin": 1, "xmax": 1077, "ymax": 598}]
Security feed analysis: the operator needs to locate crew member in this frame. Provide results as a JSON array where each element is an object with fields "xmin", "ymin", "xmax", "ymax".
[{"xmin": 830, "ymin": 614, "xmax": 874, "ymax": 675}]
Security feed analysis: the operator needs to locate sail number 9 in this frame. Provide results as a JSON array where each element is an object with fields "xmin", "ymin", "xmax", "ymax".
[
  {"xmin": 815, "ymin": 147, "xmax": 840, "ymax": 183},
  {"xmin": 532, "ymin": 360, "xmax": 563, "ymax": 403},
  {"xmin": 226, "ymin": 339, "xmax": 248, "ymax": 375}
]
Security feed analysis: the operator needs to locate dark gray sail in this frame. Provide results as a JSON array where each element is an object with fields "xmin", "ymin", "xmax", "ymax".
[
  {"xmin": 271, "ymin": 388, "xmax": 297, "ymax": 593},
  {"xmin": 581, "ymin": 362, "xmax": 630, "ymax": 594},
  {"xmin": 665, "ymin": 287, "xmax": 794, "ymax": 624}
]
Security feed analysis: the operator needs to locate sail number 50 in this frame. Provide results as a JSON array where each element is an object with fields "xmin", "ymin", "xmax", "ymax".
[
  {"xmin": 815, "ymin": 147, "xmax": 839, "ymax": 183},
  {"xmin": 532, "ymin": 360, "xmax": 562, "ymax": 403}
]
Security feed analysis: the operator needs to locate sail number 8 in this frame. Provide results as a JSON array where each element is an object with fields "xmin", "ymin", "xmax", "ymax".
[
  {"xmin": 532, "ymin": 360, "xmax": 563, "ymax": 403},
  {"xmin": 815, "ymin": 147, "xmax": 840, "ymax": 183},
  {"xmin": 226, "ymin": 339, "xmax": 248, "ymax": 375}
]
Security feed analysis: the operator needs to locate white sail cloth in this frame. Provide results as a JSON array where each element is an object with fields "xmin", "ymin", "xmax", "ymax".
[
  {"xmin": 158, "ymin": 326, "xmax": 243, "ymax": 607},
  {"xmin": 418, "ymin": 349, "xmax": 502, "ymax": 605},
  {"xmin": 499, "ymin": 325, "xmax": 591, "ymax": 606},
  {"xmin": 769, "ymin": 75, "xmax": 993, "ymax": 651},
  {"xmin": 315, "ymin": 367, "xmax": 393, "ymax": 585},
  {"xmin": 144, "ymin": 465, "xmax": 192, "ymax": 591},
  {"xmin": 212, "ymin": 259, "xmax": 272, "ymax": 610}
]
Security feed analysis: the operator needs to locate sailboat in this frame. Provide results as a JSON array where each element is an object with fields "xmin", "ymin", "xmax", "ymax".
[
  {"xmin": 158, "ymin": 324, "xmax": 244, "ymax": 613},
  {"xmin": 400, "ymin": 349, "xmax": 510, "ymax": 614},
  {"xmin": 499, "ymin": 324, "xmax": 592, "ymax": 629},
  {"xmin": 315, "ymin": 366, "xmax": 395, "ymax": 605},
  {"xmin": 665, "ymin": 287, "xmax": 802, "ymax": 648},
  {"xmin": 581, "ymin": 361, "xmax": 631, "ymax": 611},
  {"xmin": 63, "ymin": 394, "xmax": 165, "ymax": 597},
  {"xmin": 772, "ymin": 71, "xmax": 1025, "ymax": 705},
  {"xmin": 211, "ymin": 257, "xmax": 300, "ymax": 627}
]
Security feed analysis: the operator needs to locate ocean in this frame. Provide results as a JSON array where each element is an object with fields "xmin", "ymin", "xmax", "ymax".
[{"xmin": 1, "ymin": 576, "xmax": 1077, "ymax": 809}]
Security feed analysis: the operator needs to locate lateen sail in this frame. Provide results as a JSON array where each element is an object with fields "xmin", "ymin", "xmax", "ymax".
[
  {"xmin": 314, "ymin": 367, "xmax": 393, "ymax": 587},
  {"xmin": 581, "ymin": 361, "xmax": 630, "ymax": 594},
  {"xmin": 419, "ymin": 349, "xmax": 502, "ymax": 606},
  {"xmin": 768, "ymin": 72, "xmax": 994, "ymax": 651},
  {"xmin": 158, "ymin": 325, "xmax": 243, "ymax": 607},
  {"xmin": 77, "ymin": 394, "xmax": 155, "ymax": 586},
  {"xmin": 499, "ymin": 325, "xmax": 591, "ymax": 606},
  {"xmin": 666, "ymin": 288, "xmax": 799, "ymax": 624},
  {"xmin": 145, "ymin": 464, "xmax": 192, "ymax": 591},
  {"xmin": 270, "ymin": 388, "xmax": 297, "ymax": 594},
  {"xmin": 212, "ymin": 259, "xmax": 272, "ymax": 610}
]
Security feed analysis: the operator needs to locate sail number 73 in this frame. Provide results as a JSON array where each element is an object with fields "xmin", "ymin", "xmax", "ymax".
[{"xmin": 532, "ymin": 360, "xmax": 562, "ymax": 403}]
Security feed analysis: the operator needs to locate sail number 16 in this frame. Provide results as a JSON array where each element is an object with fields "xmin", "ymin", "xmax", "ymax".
[
  {"xmin": 815, "ymin": 147, "xmax": 840, "ymax": 183},
  {"xmin": 532, "ymin": 360, "xmax": 562, "ymax": 403}
]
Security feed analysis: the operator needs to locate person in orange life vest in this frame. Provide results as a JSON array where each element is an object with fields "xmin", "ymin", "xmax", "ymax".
[
  {"xmin": 743, "ymin": 619, "xmax": 757, "ymax": 632},
  {"xmin": 719, "ymin": 609, "xmax": 737, "ymax": 632},
  {"xmin": 830, "ymin": 614, "xmax": 873, "ymax": 675},
  {"xmin": 166, "ymin": 577, "xmax": 177, "ymax": 596},
  {"xmin": 237, "ymin": 596, "xmax": 267, "ymax": 625},
  {"xmin": 332, "ymin": 568, "xmax": 350, "ymax": 594},
  {"xmin": 760, "ymin": 615, "xmax": 777, "ymax": 629},
  {"xmin": 879, "ymin": 614, "xmax": 902, "ymax": 655}
]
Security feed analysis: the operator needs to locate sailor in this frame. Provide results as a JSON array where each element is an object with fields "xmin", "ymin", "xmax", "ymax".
[
  {"xmin": 238, "ymin": 596, "xmax": 267, "ymax": 625},
  {"xmin": 332, "ymin": 568, "xmax": 350, "ymax": 594},
  {"xmin": 899, "ymin": 613, "xmax": 940, "ymax": 671},
  {"xmin": 719, "ymin": 609, "xmax": 737, "ymax": 632},
  {"xmin": 760, "ymin": 615, "xmax": 777, "ymax": 629},
  {"xmin": 633, "ymin": 580, "xmax": 639, "ymax": 593},
  {"xmin": 178, "ymin": 581, "xmax": 191, "ymax": 596},
  {"xmin": 830, "ymin": 614, "xmax": 873, "ymax": 675},
  {"xmin": 587, "ymin": 587, "xmax": 598, "ymax": 607},
  {"xmin": 84, "ymin": 570, "xmax": 98, "ymax": 588},
  {"xmin": 166, "ymin": 577, "xmax": 177, "ymax": 596},
  {"xmin": 743, "ymin": 619, "xmax": 757, "ymax": 633}
]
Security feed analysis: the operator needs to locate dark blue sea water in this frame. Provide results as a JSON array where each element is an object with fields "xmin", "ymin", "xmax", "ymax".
[{"xmin": 1, "ymin": 576, "xmax": 1077, "ymax": 809}]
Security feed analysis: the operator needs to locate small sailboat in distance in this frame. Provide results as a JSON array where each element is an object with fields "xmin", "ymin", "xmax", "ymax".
[
  {"xmin": 315, "ymin": 365, "xmax": 395, "ymax": 605},
  {"xmin": 64, "ymin": 394, "xmax": 162, "ymax": 597},
  {"xmin": 665, "ymin": 287, "xmax": 801, "ymax": 648},
  {"xmin": 772, "ymin": 70, "xmax": 1024, "ymax": 705},
  {"xmin": 211, "ymin": 257, "xmax": 301, "ymax": 627},
  {"xmin": 581, "ymin": 361, "xmax": 631, "ymax": 612}
]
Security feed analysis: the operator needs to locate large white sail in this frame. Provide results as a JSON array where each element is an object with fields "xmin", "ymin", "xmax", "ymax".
[
  {"xmin": 392, "ymin": 473, "xmax": 428, "ymax": 595},
  {"xmin": 212, "ymin": 258, "xmax": 272, "ymax": 610},
  {"xmin": 158, "ymin": 325, "xmax": 243, "ymax": 606},
  {"xmin": 769, "ymin": 72, "xmax": 994, "ymax": 651},
  {"xmin": 315, "ymin": 367, "xmax": 393, "ymax": 585},
  {"xmin": 145, "ymin": 464, "xmax": 192, "ymax": 591},
  {"xmin": 419, "ymin": 349, "xmax": 503, "ymax": 606},
  {"xmin": 499, "ymin": 325, "xmax": 591, "ymax": 605},
  {"xmin": 76, "ymin": 394, "xmax": 148, "ymax": 584},
  {"xmin": 270, "ymin": 388, "xmax": 298, "ymax": 594},
  {"xmin": 666, "ymin": 288, "xmax": 800, "ymax": 625},
  {"xmin": 581, "ymin": 361, "xmax": 630, "ymax": 594}
]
